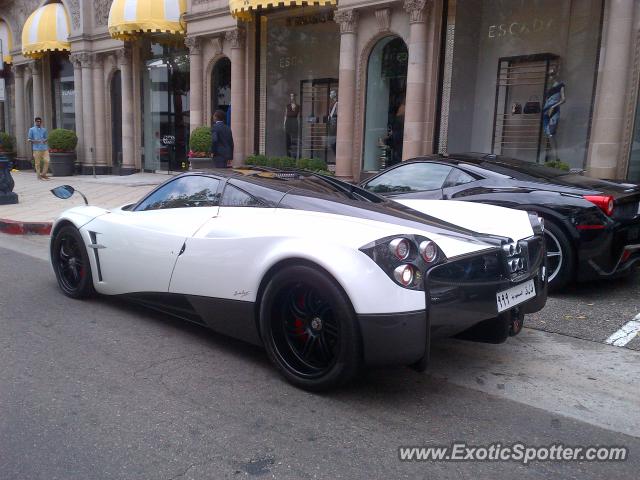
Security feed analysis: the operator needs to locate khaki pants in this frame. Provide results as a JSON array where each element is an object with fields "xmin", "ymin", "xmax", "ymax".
[{"xmin": 33, "ymin": 150, "xmax": 50, "ymax": 176}]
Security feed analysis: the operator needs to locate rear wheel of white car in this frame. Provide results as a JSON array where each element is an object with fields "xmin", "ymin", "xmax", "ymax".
[
  {"xmin": 259, "ymin": 265, "xmax": 361, "ymax": 391},
  {"xmin": 543, "ymin": 219, "xmax": 574, "ymax": 292},
  {"xmin": 51, "ymin": 225, "xmax": 95, "ymax": 299}
]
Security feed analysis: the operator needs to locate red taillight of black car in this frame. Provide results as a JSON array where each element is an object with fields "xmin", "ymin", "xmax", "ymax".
[{"xmin": 583, "ymin": 195, "xmax": 615, "ymax": 216}]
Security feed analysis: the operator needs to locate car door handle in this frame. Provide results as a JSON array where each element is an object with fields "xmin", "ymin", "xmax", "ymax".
[
  {"xmin": 88, "ymin": 243, "xmax": 106, "ymax": 249},
  {"xmin": 178, "ymin": 242, "xmax": 186, "ymax": 256}
]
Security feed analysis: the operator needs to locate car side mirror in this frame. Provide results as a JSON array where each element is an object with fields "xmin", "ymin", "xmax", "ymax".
[{"xmin": 51, "ymin": 185, "xmax": 89, "ymax": 205}]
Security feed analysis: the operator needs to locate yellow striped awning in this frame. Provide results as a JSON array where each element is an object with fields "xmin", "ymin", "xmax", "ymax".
[
  {"xmin": 108, "ymin": 0, "xmax": 187, "ymax": 41},
  {"xmin": 229, "ymin": 0, "xmax": 337, "ymax": 21},
  {"xmin": 0, "ymin": 19, "xmax": 13, "ymax": 63},
  {"xmin": 21, "ymin": 3, "xmax": 70, "ymax": 59}
]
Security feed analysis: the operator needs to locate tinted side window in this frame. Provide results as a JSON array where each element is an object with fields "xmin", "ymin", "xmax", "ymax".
[
  {"xmin": 444, "ymin": 168, "xmax": 476, "ymax": 188},
  {"xmin": 221, "ymin": 184, "xmax": 263, "ymax": 207},
  {"xmin": 135, "ymin": 176, "xmax": 221, "ymax": 211},
  {"xmin": 365, "ymin": 163, "xmax": 453, "ymax": 193}
]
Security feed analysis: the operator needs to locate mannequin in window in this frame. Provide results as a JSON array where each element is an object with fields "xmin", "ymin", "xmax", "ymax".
[
  {"xmin": 283, "ymin": 93, "xmax": 300, "ymax": 157},
  {"xmin": 542, "ymin": 65, "xmax": 566, "ymax": 161},
  {"xmin": 328, "ymin": 89, "xmax": 338, "ymax": 154}
]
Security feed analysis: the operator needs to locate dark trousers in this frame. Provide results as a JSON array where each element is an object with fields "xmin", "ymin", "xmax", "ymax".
[{"xmin": 213, "ymin": 156, "xmax": 228, "ymax": 168}]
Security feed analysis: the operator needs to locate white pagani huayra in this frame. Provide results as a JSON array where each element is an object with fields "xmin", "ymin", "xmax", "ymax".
[{"xmin": 50, "ymin": 169, "xmax": 547, "ymax": 391}]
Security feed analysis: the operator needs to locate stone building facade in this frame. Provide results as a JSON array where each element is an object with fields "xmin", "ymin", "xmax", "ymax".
[{"xmin": 0, "ymin": 0, "xmax": 639, "ymax": 181}]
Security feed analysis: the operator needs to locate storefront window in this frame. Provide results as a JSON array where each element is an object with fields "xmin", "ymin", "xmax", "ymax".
[
  {"xmin": 629, "ymin": 88, "xmax": 640, "ymax": 182},
  {"xmin": 50, "ymin": 55, "xmax": 75, "ymax": 130},
  {"xmin": 141, "ymin": 43, "xmax": 190, "ymax": 172},
  {"xmin": 259, "ymin": 8, "xmax": 339, "ymax": 163},
  {"xmin": 211, "ymin": 57, "xmax": 231, "ymax": 124},
  {"xmin": 363, "ymin": 36, "xmax": 408, "ymax": 172},
  {"xmin": 440, "ymin": 0, "xmax": 603, "ymax": 169}
]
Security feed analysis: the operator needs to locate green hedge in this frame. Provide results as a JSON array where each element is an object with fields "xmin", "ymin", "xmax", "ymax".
[
  {"xmin": 544, "ymin": 159, "xmax": 570, "ymax": 171},
  {"xmin": 189, "ymin": 126, "xmax": 212, "ymax": 153},
  {"xmin": 0, "ymin": 132, "xmax": 16, "ymax": 152},
  {"xmin": 48, "ymin": 129, "xmax": 78, "ymax": 152},
  {"xmin": 245, "ymin": 155, "xmax": 330, "ymax": 174}
]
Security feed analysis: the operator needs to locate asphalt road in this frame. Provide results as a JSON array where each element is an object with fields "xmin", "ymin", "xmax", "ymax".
[
  {"xmin": 1, "ymin": 239, "xmax": 639, "ymax": 479},
  {"xmin": 528, "ymin": 268, "xmax": 640, "ymax": 351}
]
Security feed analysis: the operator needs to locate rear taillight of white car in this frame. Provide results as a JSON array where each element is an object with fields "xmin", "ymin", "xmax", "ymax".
[
  {"xmin": 584, "ymin": 195, "xmax": 614, "ymax": 216},
  {"xmin": 360, "ymin": 235, "xmax": 445, "ymax": 291}
]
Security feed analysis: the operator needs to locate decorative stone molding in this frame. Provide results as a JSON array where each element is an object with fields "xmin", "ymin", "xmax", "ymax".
[
  {"xmin": 375, "ymin": 8, "xmax": 391, "ymax": 33},
  {"xmin": 225, "ymin": 28, "xmax": 245, "ymax": 49},
  {"xmin": 193, "ymin": 0, "xmax": 212, "ymax": 5},
  {"xmin": 210, "ymin": 36, "xmax": 224, "ymax": 56},
  {"xmin": 76, "ymin": 52, "xmax": 94, "ymax": 68},
  {"xmin": 403, "ymin": 0, "xmax": 430, "ymax": 24},
  {"xmin": 185, "ymin": 37, "xmax": 202, "ymax": 55},
  {"xmin": 27, "ymin": 61, "xmax": 41, "ymax": 76},
  {"xmin": 116, "ymin": 46, "xmax": 132, "ymax": 66},
  {"xmin": 68, "ymin": 0, "xmax": 81, "ymax": 29},
  {"xmin": 94, "ymin": 0, "xmax": 111, "ymax": 27},
  {"xmin": 13, "ymin": 64, "xmax": 25, "ymax": 78},
  {"xmin": 334, "ymin": 10, "xmax": 359, "ymax": 34},
  {"xmin": 91, "ymin": 52, "xmax": 105, "ymax": 66}
]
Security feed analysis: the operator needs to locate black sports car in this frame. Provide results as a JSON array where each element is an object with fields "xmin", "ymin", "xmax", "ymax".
[{"xmin": 361, "ymin": 153, "xmax": 640, "ymax": 291}]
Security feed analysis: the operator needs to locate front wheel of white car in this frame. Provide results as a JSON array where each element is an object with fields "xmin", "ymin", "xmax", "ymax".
[
  {"xmin": 259, "ymin": 265, "xmax": 362, "ymax": 391},
  {"xmin": 51, "ymin": 225, "xmax": 95, "ymax": 299}
]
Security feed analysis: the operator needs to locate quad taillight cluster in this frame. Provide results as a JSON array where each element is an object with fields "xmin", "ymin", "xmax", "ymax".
[
  {"xmin": 584, "ymin": 195, "xmax": 615, "ymax": 216},
  {"xmin": 360, "ymin": 235, "xmax": 444, "ymax": 290}
]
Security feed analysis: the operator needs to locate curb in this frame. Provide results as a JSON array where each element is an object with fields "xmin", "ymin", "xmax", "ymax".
[{"xmin": 0, "ymin": 219, "xmax": 52, "ymax": 236}]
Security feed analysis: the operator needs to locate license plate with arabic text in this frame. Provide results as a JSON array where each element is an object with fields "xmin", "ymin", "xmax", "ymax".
[{"xmin": 496, "ymin": 279, "xmax": 536, "ymax": 313}]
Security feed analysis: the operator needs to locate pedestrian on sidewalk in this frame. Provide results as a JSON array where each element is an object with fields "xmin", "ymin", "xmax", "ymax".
[
  {"xmin": 211, "ymin": 110, "xmax": 234, "ymax": 168},
  {"xmin": 27, "ymin": 117, "xmax": 50, "ymax": 180}
]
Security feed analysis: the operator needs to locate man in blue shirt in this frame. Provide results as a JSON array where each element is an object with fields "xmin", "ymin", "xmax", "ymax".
[{"xmin": 28, "ymin": 117, "xmax": 50, "ymax": 180}]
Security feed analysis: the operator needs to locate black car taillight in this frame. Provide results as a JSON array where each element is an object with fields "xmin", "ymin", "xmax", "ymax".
[{"xmin": 584, "ymin": 195, "xmax": 614, "ymax": 216}]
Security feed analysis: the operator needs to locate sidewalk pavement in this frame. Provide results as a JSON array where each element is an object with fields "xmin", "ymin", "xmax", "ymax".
[{"xmin": 0, "ymin": 171, "xmax": 174, "ymax": 235}]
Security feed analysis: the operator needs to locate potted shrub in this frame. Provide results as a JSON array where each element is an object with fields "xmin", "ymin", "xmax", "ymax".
[
  {"xmin": 188, "ymin": 126, "xmax": 213, "ymax": 169},
  {"xmin": 48, "ymin": 128, "xmax": 77, "ymax": 176},
  {"xmin": 0, "ymin": 132, "xmax": 16, "ymax": 155}
]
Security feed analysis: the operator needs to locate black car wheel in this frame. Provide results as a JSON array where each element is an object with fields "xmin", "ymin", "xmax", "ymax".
[
  {"xmin": 51, "ymin": 225, "xmax": 95, "ymax": 299},
  {"xmin": 259, "ymin": 265, "xmax": 361, "ymax": 391},
  {"xmin": 543, "ymin": 220, "xmax": 574, "ymax": 292}
]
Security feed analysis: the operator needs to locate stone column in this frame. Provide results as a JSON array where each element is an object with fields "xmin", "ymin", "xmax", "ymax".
[
  {"xmin": 334, "ymin": 10, "xmax": 359, "ymax": 180},
  {"xmin": 402, "ymin": 0, "xmax": 430, "ymax": 160},
  {"xmin": 70, "ymin": 54, "xmax": 84, "ymax": 165},
  {"xmin": 31, "ymin": 61, "xmax": 44, "ymax": 120},
  {"xmin": 92, "ymin": 53, "xmax": 107, "ymax": 172},
  {"xmin": 227, "ymin": 27, "xmax": 246, "ymax": 166},
  {"xmin": 80, "ymin": 53, "xmax": 96, "ymax": 171},
  {"xmin": 13, "ymin": 66, "xmax": 27, "ymax": 159},
  {"xmin": 587, "ymin": 0, "xmax": 636, "ymax": 179},
  {"xmin": 117, "ymin": 46, "xmax": 136, "ymax": 174},
  {"xmin": 185, "ymin": 37, "xmax": 203, "ymax": 133}
]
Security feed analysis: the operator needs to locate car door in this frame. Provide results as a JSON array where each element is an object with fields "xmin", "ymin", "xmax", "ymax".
[
  {"xmin": 84, "ymin": 175, "xmax": 222, "ymax": 295},
  {"xmin": 362, "ymin": 162, "xmax": 453, "ymax": 199}
]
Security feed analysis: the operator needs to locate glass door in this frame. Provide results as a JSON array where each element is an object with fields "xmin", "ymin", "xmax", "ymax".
[{"xmin": 142, "ymin": 44, "xmax": 190, "ymax": 172}]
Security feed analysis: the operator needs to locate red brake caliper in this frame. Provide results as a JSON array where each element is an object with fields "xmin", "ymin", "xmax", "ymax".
[{"xmin": 293, "ymin": 293, "xmax": 307, "ymax": 342}]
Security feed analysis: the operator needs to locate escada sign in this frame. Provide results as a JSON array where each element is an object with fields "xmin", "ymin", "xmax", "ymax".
[{"xmin": 488, "ymin": 18, "xmax": 554, "ymax": 39}]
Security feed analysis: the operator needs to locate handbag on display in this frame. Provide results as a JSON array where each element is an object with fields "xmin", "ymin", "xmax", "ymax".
[
  {"xmin": 523, "ymin": 96, "xmax": 541, "ymax": 114},
  {"xmin": 511, "ymin": 102, "xmax": 522, "ymax": 115}
]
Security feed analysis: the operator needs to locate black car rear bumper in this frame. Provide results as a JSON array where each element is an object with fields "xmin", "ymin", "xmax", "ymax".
[{"xmin": 576, "ymin": 219, "xmax": 640, "ymax": 280}]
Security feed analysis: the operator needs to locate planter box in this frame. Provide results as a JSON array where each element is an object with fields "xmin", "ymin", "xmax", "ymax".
[{"xmin": 50, "ymin": 152, "xmax": 76, "ymax": 176}]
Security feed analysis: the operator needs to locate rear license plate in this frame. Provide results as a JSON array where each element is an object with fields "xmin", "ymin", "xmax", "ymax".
[{"xmin": 496, "ymin": 279, "xmax": 536, "ymax": 313}]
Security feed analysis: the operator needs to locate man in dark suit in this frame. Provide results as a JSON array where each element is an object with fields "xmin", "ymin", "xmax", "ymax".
[{"xmin": 211, "ymin": 109, "xmax": 234, "ymax": 168}]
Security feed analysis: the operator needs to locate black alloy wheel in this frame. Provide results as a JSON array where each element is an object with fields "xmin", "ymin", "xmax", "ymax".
[
  {"xmin": 259, "ymin": 265, "xmax": 361, "ymax": 391},
  {"xmin": 51, "ymin": 225, "xmax": 95, "ymax": 299}
]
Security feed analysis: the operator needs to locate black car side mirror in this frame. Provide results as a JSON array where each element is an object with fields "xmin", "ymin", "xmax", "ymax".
[{"xmin": 51, "ymin": 185, "xmax": 89, "ymax": 205}]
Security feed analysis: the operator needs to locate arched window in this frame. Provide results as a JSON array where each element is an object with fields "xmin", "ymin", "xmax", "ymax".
[
  {"xmin": 211, "ymin": 57, "xmax": 231, "ymax": 124},
  {"xmin": 362, "ymin": 36, "xmax": 408, "ymax": 172}
]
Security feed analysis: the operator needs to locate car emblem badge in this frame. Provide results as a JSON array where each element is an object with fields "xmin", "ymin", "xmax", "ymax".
[{"xmin": 311, "ymin": 317, "xmax": 323, "ymax": 331}]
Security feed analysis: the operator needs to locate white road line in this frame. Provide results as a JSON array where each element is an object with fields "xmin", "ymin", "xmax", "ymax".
[{"xmin": 605, "ymin": 315, "xmax": 640, "ymax": 347}]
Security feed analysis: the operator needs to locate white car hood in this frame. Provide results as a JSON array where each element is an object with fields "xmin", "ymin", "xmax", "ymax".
[{"xmin": 394, "ymin": 199, "xmax": 534, "ymax": 242}]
